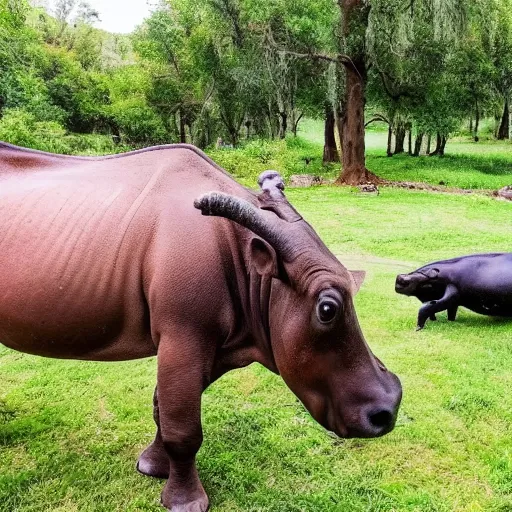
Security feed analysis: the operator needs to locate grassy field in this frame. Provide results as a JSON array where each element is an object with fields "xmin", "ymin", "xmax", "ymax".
[
  {"xmin": 1, "ymin": 130, "xmax": 512, "ymax": 511},
  {"xmin": 299, "ymin": 118, "xmax": 512, "ymax": 190}
]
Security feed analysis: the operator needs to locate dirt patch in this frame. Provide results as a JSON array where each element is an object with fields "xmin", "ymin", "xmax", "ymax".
[
  {"xmin": 497, "ymin": 185, "xmax": 512, "ymax": 201},
  {"xmin": 381, "ymin": 180, "xmax": 495, "ymax": 196},
  {"xmin": 288, "ymin": 174, "xmax": 512, "ymax": 201},
  {"xmin": 335, "ymin": 254, "xmax": 418, "ymax": 271}
]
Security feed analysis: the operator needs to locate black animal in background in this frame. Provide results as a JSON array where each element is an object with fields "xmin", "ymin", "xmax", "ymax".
[{"xmin": 395, "ymin": 253, "xmax": 512, "ymax": 330}]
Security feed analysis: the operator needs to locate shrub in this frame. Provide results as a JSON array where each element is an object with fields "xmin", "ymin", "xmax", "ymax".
[
  {"xmin": 65, "ymin": 133, "xmax": 131, "ymax": 155},
  {"xmin": 110, "ymin": 100, "xmax": 168, "ymax": 145},
  {"xmin": 0, "ymin": 108, "xmax": 70, "ymax": 153}
]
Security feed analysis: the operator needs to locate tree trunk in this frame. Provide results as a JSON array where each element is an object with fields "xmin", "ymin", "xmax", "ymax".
[
  {"xmin": 335, "ymin": 61, "xmax": 379, "ymax": 184},
  {"xmin": 435, "ymin": 133, "xmax": 442, "ymax": 154},
  {"xmin": 266, "ymin": 100, "xmax": 275, "ymax": 139},
  {"xmin": 394, "ymin": 124, "xmax": 406, "ymax": 154},
  {"xmin": 278, "ymin": 111, "xmax": 287, "ymax": 139},
  {"xmin": 497, "ymin": 98, "xmax": 509, "ymax": 140},
  {"xmin": 430, "ymin": 133, "xmax": 445, "ymax": 156},
  {"xmin": 335, "ymin": 104, "xmax": 344, "ymax": 160},
  {"xmin": 292, "ymin": 112, "xmax": 303, "ymax": 137},
  {"xmin": 227, "ymin": 131, "xmax": 237, "ymax": 147},
  {"xmin": 335, "ymin": 0, "xmax": 378, "ymax": 185},
  {"xmin": 440, "ymin": 135, "xmax": 447, "ymax": 155},
  {"xmin": 426, "ymin": 133, "xmax": 431, "ymax": 155},
  {"xmin": 474, "ymin": 100, "xmax": 480, "ymax": 141},
  {"xmin": 413, "ymin": 133, "xmax": 423, "ymax": 156},
  {"xmin": 387, "ymin": 125, "xmax": 393, "ymax": 157},
  {"xmin": 323, "ymin": 103, "xmax": 339, "ymax": 163},
  {"xmin": 408, "ymin": 130, "xmax": 412, "ymax": 155},
  {"xmin": 469, "ymin": 117, "xmax": 473, "ymax": 133},
  {"xmin": 204, "ymin": 110, "xmax": 212, "ymax": 148},
  {"xmin": 179, "ymin": 108, "xmax": 186, "ymax": 143}
]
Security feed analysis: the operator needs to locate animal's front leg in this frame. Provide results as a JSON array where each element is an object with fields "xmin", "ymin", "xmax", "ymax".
[
  {"xmin": 417, "ymin": 284, "xmax": 459, "ymax": 330},
  {"xmin": 137, "ymin": 387, "xmax": 170, "ymax": 479},
  {"xmin": 157, "ymin": 337, "xmax": 210, "ymax": 512},
  {"xmin": 447, "ymin": 305, "xmax": 458, "ymax": 321}
]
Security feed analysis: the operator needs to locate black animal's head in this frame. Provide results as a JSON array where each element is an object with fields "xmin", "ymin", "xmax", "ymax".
[{"xmin": 395, "ymin": 268, "xmax": 444, "ymax": 299}]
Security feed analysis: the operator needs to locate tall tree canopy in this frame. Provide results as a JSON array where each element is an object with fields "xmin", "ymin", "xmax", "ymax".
[{"xmin": 1, "ymin": 0, "xmax": 511, "ymax": 181}]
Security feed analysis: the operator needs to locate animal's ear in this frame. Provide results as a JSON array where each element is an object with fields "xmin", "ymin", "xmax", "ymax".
[
  {"xmin": 426, "ymin": 268, "xmax": 439, "ymax": 279},
  {"xmin": 349, "ymin": 270, "xmax": 366, "ymax": 295},
  {"xmin": 249, "ymin": 237, "xmax": 279, "ymax": 277}
]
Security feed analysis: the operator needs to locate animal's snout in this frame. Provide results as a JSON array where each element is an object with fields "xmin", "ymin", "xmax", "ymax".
[
  {"xmin": 357, "ymin": 392, "xmax": 401, "ymax": 438},
  {"xmin": 395, "ymin": 274, "xmax": 411, "ymax": 292},
  {"xmin": 396, "ymin": 274, "xmax": 409, "ymax": 285},
  {"xmin": 344, "ymin": 402, "xmax": 399, "ymax": 439},
  {"xmin": 367, "ymin": 408, "xmax": 395, "ymax": 434},
  {"xmin": 342, "ymin": 372, "xmax": 402, "ymax": 439}
]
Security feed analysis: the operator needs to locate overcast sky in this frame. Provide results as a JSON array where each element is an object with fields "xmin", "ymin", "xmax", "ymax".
[
  {"xmin": 42, "ymin": 0, "xmax": 154, "ymax": 34},
  {"xmin": 87, "ymin": 0, "xmax": 154, "ymax": 33}
]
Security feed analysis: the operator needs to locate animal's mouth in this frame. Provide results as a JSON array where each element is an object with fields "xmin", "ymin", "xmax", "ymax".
[
  {"xmin": 395, "ymin": 276, "xmax": 412, "ymax": 293},
  {"xmin": 395, "ymin": 282, "xmax": 408, "ymax": 293}
]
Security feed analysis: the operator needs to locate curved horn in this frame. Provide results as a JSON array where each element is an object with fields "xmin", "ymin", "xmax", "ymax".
[{"xmin": 194, "ymin": 192, "xmax": 293, "ymax": 257}]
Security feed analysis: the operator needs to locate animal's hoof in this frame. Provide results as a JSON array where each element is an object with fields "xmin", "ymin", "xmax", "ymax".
[
  {"xmin": 161, "ymin": 480, "xmax": 208, "ymax": 512},
  {"xmin": 165, "ymin": 497, "xmax": 209, "ymax": 512},
  {"xmin": 162, "ymin": 493, "xmax": 209, "ymax": 512},
  {"xmin": 415, "ymin": 325, "xmax": 424, "ymax": 331},
  {"xmin": 137, "ymin": 444, "xmax": 170, "ymax": 479}
]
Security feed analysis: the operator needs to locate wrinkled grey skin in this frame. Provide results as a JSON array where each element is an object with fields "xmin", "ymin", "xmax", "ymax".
[{"xmin": 395, "ymin": 253, "xmax": 512, "ymax": 330}]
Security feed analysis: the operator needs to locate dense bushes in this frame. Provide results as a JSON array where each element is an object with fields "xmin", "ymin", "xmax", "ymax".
[
  {"xmin": 109, "ymin": 99, "xmax": 168, "ymax": 145},
  {"xmin": 208, "ymin": 137, "xmax": 337, "ymax": 186},
  {"xmin": 0, "ymin": 108, "xmax": 69, "ymax": 153},
  {"xmin": 0, "ymin": 108, "xmax": 128, "ymax": 155}
]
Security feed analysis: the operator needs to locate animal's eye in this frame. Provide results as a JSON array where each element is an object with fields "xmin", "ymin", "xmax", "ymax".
[
  {"xmin": 426, "ymin": 268, "xmax": 439, "ymax": 279},
  {"xmin": 316, "ymin": 298, "xmax": 339, "ymax": 324}
]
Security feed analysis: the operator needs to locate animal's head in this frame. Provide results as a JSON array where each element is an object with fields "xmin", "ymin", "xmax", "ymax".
[
  {"xmin": 194, "ymin": 171, "xmax": 401, "ymax": 439},
  {"xmin": 395, "ymin": 267, "xmax": 443, "ymax": 298}
]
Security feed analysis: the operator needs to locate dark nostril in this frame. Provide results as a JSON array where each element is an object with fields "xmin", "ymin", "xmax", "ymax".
[{"xmin": 369, "ymin": 410, "xmax": 393, "ymax": 429}]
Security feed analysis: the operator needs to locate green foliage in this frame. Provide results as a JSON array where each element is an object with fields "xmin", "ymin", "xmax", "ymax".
[
  {"xmin": 45, "ymin": 55, "xmax": 113, "ymax": 133},
  {"xmin": 64, "ymin": 133, "xmax": 130, "ymax": 155},
  {"xmin": 2, "ymin": 0, "xmax": 512, "ymax": 167},
  {"xmin": 0, "ymin": 108, "xmax": 70, "ymax": 153},
  {"xmin": 207, "ymin": 135, "xmax": 337, "ymax": 187},
  {"xmin": 109, "ymin": 99, "xmax": 168, "ymax": 145}
]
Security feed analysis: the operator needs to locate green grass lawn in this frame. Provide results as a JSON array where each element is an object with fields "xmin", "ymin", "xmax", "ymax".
[
  {"xmin": 299, "ymin": 118, "xmax": 512, "ymax": 190},
  {"xmin": 1, "ymin": 185, "xmax": 511, "ymax": 511}
]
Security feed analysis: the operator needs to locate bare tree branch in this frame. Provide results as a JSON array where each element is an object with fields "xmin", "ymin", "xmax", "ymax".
[
  {"xmin": 365, "ymin": 114, "xmax": 390, "ymax": 127},
  {"xmin": 264, "ymin": 26, "xmax": 352, "ymax": 66}
]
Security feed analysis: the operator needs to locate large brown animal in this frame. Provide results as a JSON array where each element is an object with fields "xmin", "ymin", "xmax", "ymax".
[{"xmin": 0, "ymin": 142, "xmax": 402, "ymax": 512}]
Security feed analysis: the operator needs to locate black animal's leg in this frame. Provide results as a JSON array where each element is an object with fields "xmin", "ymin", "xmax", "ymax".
[
  {"xmin": 429, "ymin": 313, "xmax": 437, "ymax": 321},
  {"xmin": 137, "ymin": 386, "xmax": 170, "ymax": 479},
  {"xmin": 417, "ymin": 284, "xmax": 459, "ymax": 330},
  {"xmin": 447, "ymin": 305, "xmax": 458, "ymax": 321},
  {"xmin": 157, "ymin": 335, "xmax": 210, "ymax": 512}
]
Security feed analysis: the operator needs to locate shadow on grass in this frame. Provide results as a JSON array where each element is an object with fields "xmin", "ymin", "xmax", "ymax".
[
  {"xmin": 453, "ymin": 315, "xmax": 512, "ymax": 327},
  {"xmin": 0, "ymin": 408, "xmax": 66, "ymax": 446},
  {"xmin": 423, "ymin": 313, "xmax": 512, "ymax": 329}
]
